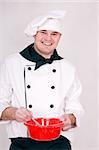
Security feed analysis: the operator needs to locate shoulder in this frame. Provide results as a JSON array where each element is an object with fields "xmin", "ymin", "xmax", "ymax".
[
  {"xmin": 2, "ymin": 52, "xmax": 25, "ymax": 66},
  {"xmin": 0, "ymin": 53, "xmax": 22, "ymax": 69},
  {"xmin": 4, "ymin": 53, "xmax": 21, "ymax": 62},
  {"xmin": 60, "ymin": 58, "xmax": 76, "ymax": 73}
]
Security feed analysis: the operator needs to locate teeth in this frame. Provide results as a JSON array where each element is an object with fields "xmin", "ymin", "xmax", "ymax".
[{"xmin": 42, "ymin": 42, "xmax": 52, "ymax": 46}]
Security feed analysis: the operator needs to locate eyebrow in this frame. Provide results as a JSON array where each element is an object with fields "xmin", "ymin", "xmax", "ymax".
[
  {"xmin": 40, "ymin": 30, "xmax": 59, "ymax": 33},
  {"xmin": 40, "ymin": 30, "xmax": 46, "ymax": 31}
]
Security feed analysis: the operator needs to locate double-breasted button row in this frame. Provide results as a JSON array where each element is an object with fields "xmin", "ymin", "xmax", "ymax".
[
  {"xmin": 28, "ymin": 104, "xmax": 54, "ymax": 109},
  {"xmin": 27, "ymin": 85, "xmax": 55, "ymax": 90},
  {"xmin": 27, "ymin": 67, "xmax": 56, "ymax": 109},
  {"xmin": 28, "ymin": 66, "xmax": 56, "ymax": 73},
  {"xmin": 27, "ymin": 85, "xmax": 55, "ymax": 89}
]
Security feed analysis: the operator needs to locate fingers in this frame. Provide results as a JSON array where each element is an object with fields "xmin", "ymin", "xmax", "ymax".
[
  {"xmin": 60, "ymin": 114, "xmax": 72, "ymax": 131},
  {"xmin": 14, "ymin": 107, "xmax": 32, "ymax": 123}
]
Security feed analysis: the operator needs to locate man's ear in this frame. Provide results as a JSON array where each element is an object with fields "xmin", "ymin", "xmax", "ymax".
[
  {"xmin": 33, "ymin": 35, "xmax": 36, "ymax": 43},
  {"xmin": 33, "ymin": 35, "xmax": 36, "ymax": 38}
]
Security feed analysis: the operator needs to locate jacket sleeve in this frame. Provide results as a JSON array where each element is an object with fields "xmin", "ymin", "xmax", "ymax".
[
  {"xmin": 0, "ymin": 60, "xmax": 13, "ymax": 121},
  {"xmin": 64, "ymin": 72, "xmax": 84, "ymax": 127}
]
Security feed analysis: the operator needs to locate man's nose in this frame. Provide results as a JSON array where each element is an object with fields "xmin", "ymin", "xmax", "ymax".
[{"xmin": 45, "ymin": 34, "xmax": 52, "ymax": 41}]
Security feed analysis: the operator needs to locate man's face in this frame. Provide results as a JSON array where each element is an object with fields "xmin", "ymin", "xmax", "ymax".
[{"xmin": 34, "ymin": 30, "xmax": 61, "ymax": 58}]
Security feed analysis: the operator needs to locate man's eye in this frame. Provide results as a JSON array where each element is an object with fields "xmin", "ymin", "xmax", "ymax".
[
  {"xmin": 51, "ymin": 32, "xmax": 58, "ymax": 36},
  {"xmin": 40, "ymin": 31, "xmax": 47, "ymax": 34},
  {"xmin": 52, "ymin": 33, "xmax": 57, "ymax": 35}
]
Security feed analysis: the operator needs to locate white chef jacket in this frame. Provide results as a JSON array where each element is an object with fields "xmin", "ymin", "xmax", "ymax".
[{"xmin": 0, "ymin": 52, "xmax": 84, "ymax": 141}]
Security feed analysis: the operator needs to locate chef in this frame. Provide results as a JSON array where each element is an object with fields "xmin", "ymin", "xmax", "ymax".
[{"xmin": 0, "ymin": 10, "xmax": 84, "ymax": 150}]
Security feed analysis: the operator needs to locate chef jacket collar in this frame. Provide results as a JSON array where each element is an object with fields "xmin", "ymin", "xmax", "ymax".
[{"xmin": 20, "ymin": 43, "xmax": 63, "ymax": 70}]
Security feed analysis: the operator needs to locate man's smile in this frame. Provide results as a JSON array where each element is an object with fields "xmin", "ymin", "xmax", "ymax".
[{"xmin": 41, "ymin": 41, "xmax": 53, "ymax": 46}]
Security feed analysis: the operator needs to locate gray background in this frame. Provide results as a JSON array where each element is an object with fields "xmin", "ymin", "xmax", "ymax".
[{"xmin": 0, "ymin": 0, "xmax": 98, "ymax": 150}]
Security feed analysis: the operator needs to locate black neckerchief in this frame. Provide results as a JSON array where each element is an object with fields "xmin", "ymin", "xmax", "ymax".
[{"xmin": 20, "ymin": 43, "xmax": 63, "ymax": 70}]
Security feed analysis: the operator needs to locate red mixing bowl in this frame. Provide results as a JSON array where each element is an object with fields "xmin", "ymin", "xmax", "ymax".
[{"xmin": 24, "ymin": 118, "xmax": 64, "ymax": 141}]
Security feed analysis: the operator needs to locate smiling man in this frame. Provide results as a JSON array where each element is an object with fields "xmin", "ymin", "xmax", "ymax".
[{"xmin": 0, "ymin": 11, "xmax": 84, "ymax": 150}]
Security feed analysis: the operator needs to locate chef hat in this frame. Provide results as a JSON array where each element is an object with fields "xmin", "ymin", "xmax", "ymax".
[{"xmin": 24, "ymin": 10, "xmax": 66, "ymax": 36}]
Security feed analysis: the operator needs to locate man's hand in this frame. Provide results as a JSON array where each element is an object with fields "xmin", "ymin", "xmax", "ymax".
[
  {"xmin": 14, "ymin": 107, "xmax": 32, "ymax": 122},
  {"xmin": 1, "ymin": 107, "xmax": 32, "ymax": 123},
  {"xmin": 60, "ymin": 114, "xmax": 76, "ymax": 131}
]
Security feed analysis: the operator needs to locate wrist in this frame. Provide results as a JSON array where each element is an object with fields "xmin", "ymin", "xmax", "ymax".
[
  {"xmin": 1, "ymin": 107, "xmax": 18, "ymax": 120},
  {"xmin": 69, "ymin": 114, "xmax": 76, "ymax": 127}
]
